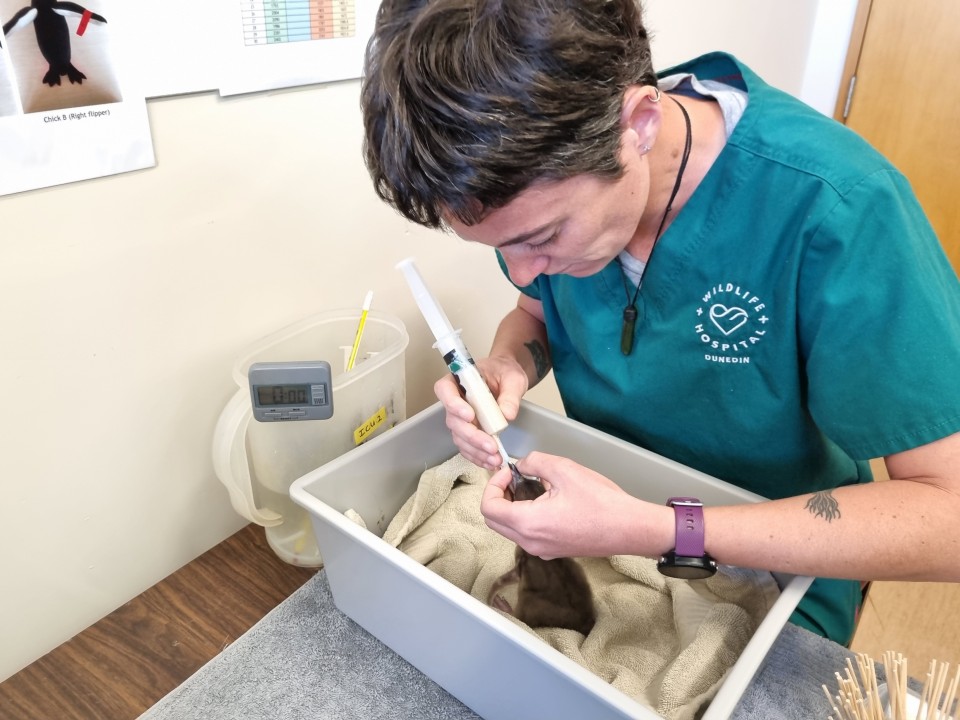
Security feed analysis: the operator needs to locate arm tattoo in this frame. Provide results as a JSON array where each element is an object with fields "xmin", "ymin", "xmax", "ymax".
[
  {"xmin": 524, "ymin": 340, "xmax": 550, "ymax": 381},
  {"xmin": 804, "ymin": 490, "xmax": 841, "ymax": 523}
]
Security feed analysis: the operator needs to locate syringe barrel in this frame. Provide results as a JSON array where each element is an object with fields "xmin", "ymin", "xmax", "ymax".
[
  {"xmin": 397, "ymin": 257, "xmax": 508, "ymax": 436},
  {"xmin": 438, "ymin": 337, "xmax": 509, "ymax": 437}
]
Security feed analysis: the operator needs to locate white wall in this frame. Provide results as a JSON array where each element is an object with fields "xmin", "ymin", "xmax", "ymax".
[
  {"xmin": 799, "ymin": 0, "xmax": 860, "ymax": 117},
  {"xmin": 644, "ymin": 0, "xmax": 858, "ymax": 116},
  {"xmin": 0, "ymin": 0, "xmax": 854, "ymax": 682},
  {"xmin": 645, "ymin": 1, "xmax": 817, "ymax": 93}
]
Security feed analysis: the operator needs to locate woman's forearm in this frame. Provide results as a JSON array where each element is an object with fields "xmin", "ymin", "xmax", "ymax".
[{"xmin": 489, "ymin": 295, "xmax": 551, "ymax": 389}]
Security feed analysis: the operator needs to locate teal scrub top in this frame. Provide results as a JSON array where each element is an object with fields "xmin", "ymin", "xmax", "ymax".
[{"xmin": 499, "ymin": 53, "xmax": 960, "ymax": 645}]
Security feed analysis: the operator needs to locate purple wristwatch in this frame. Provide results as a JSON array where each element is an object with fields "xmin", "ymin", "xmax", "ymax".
[{"xmin": 657, "ymin": 497, "xmax": 718, "ymax": 579}]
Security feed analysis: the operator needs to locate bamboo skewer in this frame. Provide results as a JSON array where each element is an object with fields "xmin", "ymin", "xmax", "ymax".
[
  {"xmin": 823, "ymin": 653, "xmax": 959, "ymax": 720},
  {"xmin": 942, "ymin": 669, "xmax": 960, "ymax": 720}
]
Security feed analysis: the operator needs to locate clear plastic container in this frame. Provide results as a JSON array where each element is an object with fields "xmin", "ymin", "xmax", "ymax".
[{"xmin": 213, "ymin": 309, "xmax": 408, "ymax": 566}]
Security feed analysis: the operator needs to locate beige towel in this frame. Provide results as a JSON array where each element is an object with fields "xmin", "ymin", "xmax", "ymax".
[{"xmin": 381, "ymin": 454, "xmax": 781, "ymax": 720}]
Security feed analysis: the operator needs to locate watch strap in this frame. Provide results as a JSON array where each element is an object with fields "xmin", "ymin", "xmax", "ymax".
[{"xmin": 667, "ymin": 497, "xmax": 705, "ymax": 557}]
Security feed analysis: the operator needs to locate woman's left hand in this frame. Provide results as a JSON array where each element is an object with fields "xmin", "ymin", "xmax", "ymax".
[{"xmin": 480, "ymin": 451, "xmax": 674, "ymax": 559}]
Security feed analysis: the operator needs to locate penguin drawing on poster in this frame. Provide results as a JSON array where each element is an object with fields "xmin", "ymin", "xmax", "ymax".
[{"xmin": 2, "ymin": 0, "xmax": 106, "ymax": 86}]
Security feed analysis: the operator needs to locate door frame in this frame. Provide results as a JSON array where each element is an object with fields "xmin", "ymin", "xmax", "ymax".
[{"xmin": 832, "ymin": 0, "xmax": 873, "ymax": 122}]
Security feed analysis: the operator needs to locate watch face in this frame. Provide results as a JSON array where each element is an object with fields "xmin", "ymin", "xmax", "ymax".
[{"xmin": 657, "ymin": 553, "xmax": 718, "ymax": 580}]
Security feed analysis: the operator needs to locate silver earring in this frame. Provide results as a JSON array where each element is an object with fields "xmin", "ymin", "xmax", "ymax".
[
  {"xmin": 650, "ymin": 87, "xmax": 661, "ymax": 103},
  {"xmin": 642, "ymin": 144, "xmax": 652, "ymax": 154}
]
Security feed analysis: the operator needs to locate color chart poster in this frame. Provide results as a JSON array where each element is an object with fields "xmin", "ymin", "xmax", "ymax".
[
  {"xmin": 0, "ymin": 0, "xmax": 154, "ymax": 196},
  {"xmin": 219, "ymin": 0, "xmax": 377, "ymax": 96}
]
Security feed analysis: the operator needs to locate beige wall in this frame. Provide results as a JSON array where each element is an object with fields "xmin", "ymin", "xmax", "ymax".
[{"xmin": 0, "ymin": 0, "xmax": 856, "ymax": 681}]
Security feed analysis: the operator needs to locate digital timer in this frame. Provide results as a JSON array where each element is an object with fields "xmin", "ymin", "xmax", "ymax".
[{"xmin": 248, "ymin": 361, "xmax": 334, "ymax": 422}]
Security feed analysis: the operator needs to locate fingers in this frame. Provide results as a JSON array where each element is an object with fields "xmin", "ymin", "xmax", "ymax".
[
  {"xmin": 514, "ymin": 451, "xmax": 618, "ymax": 493},
  {"xmin": 483, "ymin": 451, "xmax": 641, "ymax": 560},
  {"xmin": 512, "ymin": 451, "xmax": 564, "ymax": 484},
  {"xmin": 434, "ymin": 375, "xmax": 471, "ymax": 417},
  {"xmin": 452, "ymin": 423, "xmax": 502, "ymax": 468},
  {"xmin": 484, "ymin": 465, "xmax": 513, "ymax": 495},
  {"xmin": 494, "ymin": 372, "xmax": 526, "ymax": 422},
  {"xmin": 433, "ymin": 353, "xmax": 531, "ymax": 468},
  {"xmin": 481, "ymin": 467, "xmax": 524, "ymax": 543},
  {"xmin": 435, "ymin": 375, "xmax": 503, "ymax": 468}
]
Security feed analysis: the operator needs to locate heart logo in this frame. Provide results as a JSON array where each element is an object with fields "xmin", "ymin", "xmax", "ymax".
[{"xmin": 709, "ymin": 304, "xmax": 748, "ymax": 336}]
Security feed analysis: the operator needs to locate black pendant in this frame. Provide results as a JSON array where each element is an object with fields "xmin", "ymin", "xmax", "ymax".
[{"xmin": 621, "ymin": 305, "xmax": 638, "ymax": 355}]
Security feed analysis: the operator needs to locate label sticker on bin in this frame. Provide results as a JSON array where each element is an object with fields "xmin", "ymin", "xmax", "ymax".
[{"xmin": 354, "ymin": 406, "xmax": 387, "ymax": 445}]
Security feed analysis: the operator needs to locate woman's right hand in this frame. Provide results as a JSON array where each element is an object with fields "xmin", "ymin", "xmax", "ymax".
[{"xmin": 434, "ymin": 354, "xmax": 529, "ymax": 469}]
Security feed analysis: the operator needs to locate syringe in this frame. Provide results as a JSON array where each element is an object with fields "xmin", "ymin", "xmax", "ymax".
[{"xmin": 397, "ymin": 257, "xmax": 511, "ymax": 468}]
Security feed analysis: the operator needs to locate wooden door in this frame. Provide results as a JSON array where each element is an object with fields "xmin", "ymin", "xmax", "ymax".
[
  {"xmin": 838, "ymin": 0, "xmax": 960, "ymax": 670},
  {"xmin": 835, "ymin": 0, "xmax": 960, "ymax": 274}
]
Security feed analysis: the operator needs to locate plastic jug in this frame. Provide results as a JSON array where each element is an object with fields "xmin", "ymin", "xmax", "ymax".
[{"xmin": 213, "ymin": 309, "xmax": 408, "ymax": 566}]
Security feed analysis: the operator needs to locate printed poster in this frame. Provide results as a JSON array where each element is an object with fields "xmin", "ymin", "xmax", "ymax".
[
  {"xmin": 0, "ymin": 0, "xmax": 154, "ymax": 196},
  {"xmin": 219, "ymin": 0, "xmax": 377, "ymax": 96}
]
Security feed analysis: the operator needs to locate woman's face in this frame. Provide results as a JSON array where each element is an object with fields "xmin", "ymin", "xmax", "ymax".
[{"xmin": 446, "ymin": 139, "xmax": 651, "ymax": 287}]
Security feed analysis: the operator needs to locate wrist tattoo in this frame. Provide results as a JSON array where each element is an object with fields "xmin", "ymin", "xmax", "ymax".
[
  {"xmin": 804, "ymin": 490, "xmax": 841, "ymax": 523},
  {"xmin": 524, "ymin": 340, "xmax": 550, "ymax": 380}
]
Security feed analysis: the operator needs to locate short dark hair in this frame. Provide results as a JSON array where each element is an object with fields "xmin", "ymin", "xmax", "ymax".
[{"xmin": 361, "ymin": 0, "xmax": 657, "ymax": 228}]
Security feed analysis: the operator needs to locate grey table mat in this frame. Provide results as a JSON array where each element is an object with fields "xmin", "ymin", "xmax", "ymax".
[{"xmin": 140, "ymin": 570, "xmax": 852, "ymax": 720}]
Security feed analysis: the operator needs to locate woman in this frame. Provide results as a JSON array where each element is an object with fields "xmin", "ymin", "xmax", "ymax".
[{"xmin": 361, "ymin": 0, "xmax": 960, "ymax": 644}]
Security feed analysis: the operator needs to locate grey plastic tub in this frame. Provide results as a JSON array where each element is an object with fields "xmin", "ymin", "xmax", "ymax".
[{"xmin": 290, "ymin": 401, "xmax": 812, "ymax": 719}]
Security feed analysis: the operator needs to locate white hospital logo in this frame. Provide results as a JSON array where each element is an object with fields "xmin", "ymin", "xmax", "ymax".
[{"xmin": 693, "ymin": 283, "xmax": 770, "ymax": 364}]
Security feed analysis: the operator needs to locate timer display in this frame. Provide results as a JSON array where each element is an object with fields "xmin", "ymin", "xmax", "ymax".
[{"xmin": 248, "ymin": 361, "xmax": 333, "ymax": 421}]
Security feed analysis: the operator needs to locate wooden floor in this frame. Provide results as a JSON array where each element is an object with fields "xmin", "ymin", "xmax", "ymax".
[{"xmin": 0, "ymin": 524, "xmax": 318, "ymax": 720}]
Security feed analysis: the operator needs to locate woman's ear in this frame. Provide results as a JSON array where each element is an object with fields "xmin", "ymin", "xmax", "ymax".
[{"xmin": 621, "ymin": 85, "xmax": 662, "ymax": 154}]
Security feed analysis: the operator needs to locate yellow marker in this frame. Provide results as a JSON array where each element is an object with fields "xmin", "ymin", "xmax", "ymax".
[{"xmin": 346, "ymin": 290, "xmax": 373, "ymax": 371}]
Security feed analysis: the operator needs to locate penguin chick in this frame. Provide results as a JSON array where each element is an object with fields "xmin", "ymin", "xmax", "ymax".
[{"xmin": 487, "ymin": 477, "xmax": 597, "ymax": 635}]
